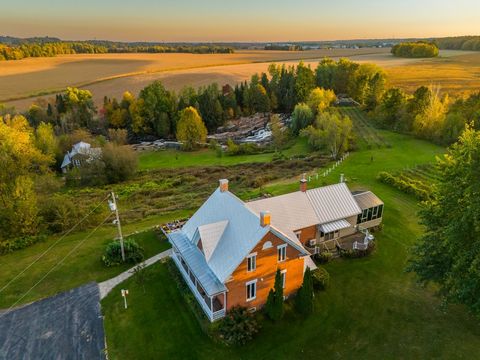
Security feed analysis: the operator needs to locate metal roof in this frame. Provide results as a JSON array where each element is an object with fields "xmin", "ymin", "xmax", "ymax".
[
  {"xmin": 319, "ymin": 219, "xmax": 351, "ymax": 233},
  {"xmin": 306, "ymin": 183, "xmax": 362, "ymax": 223},
  {"xmin": 198, "ymin": 220, "xmax": 228, "ymax": 262},
  {"xmin": 247, "ymin": 191, "xmax": 319, "ymax": 241},
  {"xmin": 353, "ymin": 191, "xmax": 384, "ymax": 210},
  {"xmin": 168, "ymin": 231, "xmax": 227, "ymax": 295}
]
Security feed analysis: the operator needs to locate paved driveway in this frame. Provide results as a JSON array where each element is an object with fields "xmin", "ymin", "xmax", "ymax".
[{"xmin": 0, "ymin": 283, "xmax": 105, "ymax": 360}]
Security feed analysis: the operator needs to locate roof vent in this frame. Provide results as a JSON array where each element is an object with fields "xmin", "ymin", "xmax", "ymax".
[{"xmin": 219, "ymin": 179, "xmax": 229, "ymax": 192}]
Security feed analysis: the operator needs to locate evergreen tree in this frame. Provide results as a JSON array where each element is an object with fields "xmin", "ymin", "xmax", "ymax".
[
  {"xmin": 265, "ymin": 269, "xmax": 284, "ymax": 321},
  {"xmin": 295, "ymin": 267, "xmax": 314, "ymax": 315}
]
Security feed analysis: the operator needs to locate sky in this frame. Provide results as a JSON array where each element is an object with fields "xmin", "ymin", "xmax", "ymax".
[{"xmin": 1, "ymin": 0, "xmax": 479, "ymax": 42}]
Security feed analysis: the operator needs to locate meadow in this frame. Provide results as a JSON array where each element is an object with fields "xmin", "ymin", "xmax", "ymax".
[{"xmin": 102, "ymin": 130, "xmax": 480, "ymax": 359}]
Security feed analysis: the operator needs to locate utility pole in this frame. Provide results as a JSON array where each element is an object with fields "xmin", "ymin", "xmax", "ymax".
[{"xmin": 109, "ymin": 191, "xmax": 125, "ymax": 262}]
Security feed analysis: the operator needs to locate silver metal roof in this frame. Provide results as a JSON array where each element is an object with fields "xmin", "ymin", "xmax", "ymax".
[
  {"xmin": 198, "ymin": 220, "xmax": 228, "ymax": 262},
  {"xmin": 168, "ymin": 231, "xmax": 227, "ymax": 295},
  {"xmin": 353, "ymin": 191, "xmax": 384, "ymax": 210},
  {"xmin": 319, "ymin": 219, "xmax": 351, "ymax": 233},
  {"xmin": 306, "ymin": 183, "xmax": 362, "ymax": 223},
  {"xmin": 247, "ymin": 191, "xmax": 319, "ymax": 242}
]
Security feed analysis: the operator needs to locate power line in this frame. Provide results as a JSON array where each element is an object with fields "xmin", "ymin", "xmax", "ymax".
[
  {"xmin": 0, "ymin": 194, "xmax": 110, "ymax": 295},
  {"xmin": 0, "ymin": 213, "xmax": 113, "ymax": 320}
]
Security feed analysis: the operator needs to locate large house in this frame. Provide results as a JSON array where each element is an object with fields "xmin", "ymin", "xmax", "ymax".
[
  {"xmin": 167, "ymin": 178, "xmax": 383, "ymax": 321},
  {"xmin": 61, "ymin": 141, "xmax": 102, "ymax": 173}
]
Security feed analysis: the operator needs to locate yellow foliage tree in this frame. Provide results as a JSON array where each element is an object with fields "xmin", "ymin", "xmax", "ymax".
[{"xmin": 176, "ymin": 107, "xmax": 207, "ymax": 151}]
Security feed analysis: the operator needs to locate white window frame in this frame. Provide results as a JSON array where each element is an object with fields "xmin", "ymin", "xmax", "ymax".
[
  {"xmin": 294, "ymin": 230, "xmax": 302, "ymax": 240},
  {"xmin": 246, "ymin": 279, "xmax": 257, "ymax": 301},
  {"xmin": 247, "ymin": 253, "xmax": 257, "ymax": 272},
  {"xmin": 281, "ymin": 269, "xmax": 287, "ymax": 289},
  {"xmin": 361, "ymin": 209, "xmax": 368, "ymax": 222},
  {"xmin": 372, "ymin": 206, "xmax": 379, "ymax": 219},
  {"xmin": 277, "ymin": 244, "xmax": 287, "ymax": 262}
]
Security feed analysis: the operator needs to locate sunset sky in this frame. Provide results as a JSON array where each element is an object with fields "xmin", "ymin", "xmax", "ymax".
[{"xmin": 1, "ymin": 0, "xmax": 479, "ymax": 42}]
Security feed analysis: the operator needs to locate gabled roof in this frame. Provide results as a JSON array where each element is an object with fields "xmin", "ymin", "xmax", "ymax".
[
  {"xmin": 306, "ymin": 183, "xmax": 362, "ymax": 223},
  {"xmin": 178, "ymin": 187, "xmax": 309, "ymax": 284}
]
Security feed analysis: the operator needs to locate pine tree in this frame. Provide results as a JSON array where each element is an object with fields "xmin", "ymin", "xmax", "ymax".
[{"xmin": 296, "ymin": 267, "xmax": 314, "ymax": 315}]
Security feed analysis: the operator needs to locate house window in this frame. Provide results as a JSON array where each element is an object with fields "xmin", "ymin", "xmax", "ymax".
[
  {"xmin": 277, "ymin": 244, "xmax": 287, "ymax": 262},
  {"xmin": 358, "ymin": 205, "xmax": 383, "ymax": 224},
  {"xmin": 294, "ymin": 230, "xmax": 302, "ymax": 240},
  {"xmin": 324, "ymin": 230, "xmax": 339, "ymax": 241},
  {"xmin": 246, "ymin": 280, "xmax": 257, "ymax": 301},
  {"xmin": 281, "ymin": 270, "xmax": 287, "ymax": 288},
  {"xmin": 247, "ymin": 253, "xmax": 257, "ymax": 272}
]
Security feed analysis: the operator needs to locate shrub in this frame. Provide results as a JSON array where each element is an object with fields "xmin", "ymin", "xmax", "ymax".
[
  {"xmin": 377, "ymin": 171, "xmax": 431, "ymax": 200},
  {"xmin": 102, "ymin": 143, "xmax": 138, "ymax": 183},
  {"xmin": 102, "ymin": 239, "xmax": 144, "ymax": 267},
  {"xmin": 314, "ymin": 251, "xmax": 332, "ymax": 264},
  {"xmin": 218, "ymin": 306, "xmax": 259, "ymax": 346},
  {"xmin": 339, "ymin": 241, "xmax": 376, "ymax": 259},
  {"xmin": 312, "ymin": 267, "xmax": 330, "ymax": 291}
]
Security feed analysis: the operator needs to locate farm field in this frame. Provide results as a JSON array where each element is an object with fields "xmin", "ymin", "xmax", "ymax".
[
  {"xmin": 4, "ymin": 48, "xmax": 477, "ymax": 111},
  {"xmin": 1, "ymin": 48, "xmax": 389, "ymax": 105},
  {"xmin": 102, "ymin": 130, "xmax": 480, "ymax": 359}
]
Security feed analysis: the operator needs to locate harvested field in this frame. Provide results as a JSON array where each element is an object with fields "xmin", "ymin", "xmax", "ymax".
[{"xmin": 3, "ymin": 49, "xmax": 477, "ymax": 111}]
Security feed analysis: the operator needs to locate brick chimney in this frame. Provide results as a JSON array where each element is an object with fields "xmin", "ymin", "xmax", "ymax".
[
  {"xmin": 219, "ymin": 179, "xmax": 229, "ymax": 192},
  {"xmin": 300, "ymin": 173, "xmax": 307, "ymax": 192},
  {"xmin": 260, "ymin": 211, "xmax": 271, "ymax": 227}
]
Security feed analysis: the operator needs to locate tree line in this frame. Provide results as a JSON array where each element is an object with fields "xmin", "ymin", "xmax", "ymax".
[
  {"xmin": 375, "ymin": 85, "xmax": 480, "ymax": 145},
  {"xmin": 435, "ymin": 36, "xmax": 480, "ymax": 51},
  {"xmin": 0, "ymin": 42, "xmax": 234, "ymax": 61},
  {"xmin": 391, "ymin": 41, "xmax": 439, "ymax": 58}
]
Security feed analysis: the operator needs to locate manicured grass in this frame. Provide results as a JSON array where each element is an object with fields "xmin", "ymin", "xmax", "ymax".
[
  {"xmin": 102, "ymin": 130, "xmax": 480, "ymax": 359},
  {"xmin": 138, "ymin": 137, "xmax": 310, "ymax": 170},
  {"xmin": 0, "ymin": 212, "xmax": 182, "ymax": 309}
]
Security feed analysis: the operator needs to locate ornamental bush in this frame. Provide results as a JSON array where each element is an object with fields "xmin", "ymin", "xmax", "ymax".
[
  {"xmin": 312, "ymin": 267, "xmax": 330, "ymax": 291},
  {"xmin": 102, "ymin": 239, "xmax": 144, "ymax": 267},
  {"xmin": 217, "ymin": 306, "xmax": 259, "ymax": 346}
]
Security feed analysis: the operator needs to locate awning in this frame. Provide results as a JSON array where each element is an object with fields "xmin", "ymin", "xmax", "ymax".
[{"xmin": 319, "ymin": 219, "xmax": 351, "ymax": 233}]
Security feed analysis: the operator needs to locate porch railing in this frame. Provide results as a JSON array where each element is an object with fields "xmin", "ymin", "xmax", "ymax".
[{"xmin": 171, "ymin": 252, "xmax": 225, "ymax": 322}]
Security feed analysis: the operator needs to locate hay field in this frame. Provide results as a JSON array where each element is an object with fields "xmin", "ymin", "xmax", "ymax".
[
  {"xmin": 2, "ymin": 49, "xmax": 479, "ymax": 110},
  {"xmin": 0, "ymin": 48, "xmax": 387, "ymax": 102}
]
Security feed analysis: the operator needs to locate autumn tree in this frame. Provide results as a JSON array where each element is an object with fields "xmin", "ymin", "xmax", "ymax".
[
  {"xmin": 295, "ymin": 61, "xmax": 316, "ymax": 103},
  {"xmin": 35, "ymin": 122, "xmax": 59, "ymax": 160},
  {"xmin": 301, "ymin": 111, "xmax": 352, "ymax": 159},
  {"xmin": 176, "ymin": 106, "xmax": 208, "ymax": 150},
  {"xmin": 307, "ymin": 87, "xmax": 336, "ymax": 115},
  {"xmin": 0, "ymin": 115, "xmax": 52, "ymax": 241}
]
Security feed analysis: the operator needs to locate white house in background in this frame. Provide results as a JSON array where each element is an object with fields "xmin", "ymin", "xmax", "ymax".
[{"xmin": 61, "ymin": 141, "xmax": 102, "ymax": 173}]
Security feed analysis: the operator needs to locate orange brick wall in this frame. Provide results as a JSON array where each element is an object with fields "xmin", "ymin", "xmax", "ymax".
[
  {"xmin": 294, "ymin": 225, "xmax": 318, "ymax": 247},
  {"xmin": 225, "ymin": 231, "xmax": 305, "ymax": 311}
]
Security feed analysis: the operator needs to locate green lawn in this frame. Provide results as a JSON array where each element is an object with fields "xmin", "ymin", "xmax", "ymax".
[
  {"xmin": 138, "ymin": 137, "xmax": 310, "ymax": 170},
  {"xmin": 101, "ymin": 130, "xmax": 480, "ymax": 359},
  {"xmin": 0, "ymin": 213, "xmax": 179, "ymax": 308}
]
